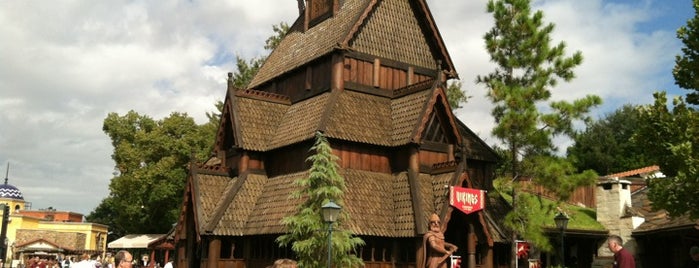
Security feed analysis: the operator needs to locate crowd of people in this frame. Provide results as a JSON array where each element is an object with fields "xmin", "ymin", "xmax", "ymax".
[{"xmin": 23, "ymin": 252, "xmax": 170, "ymax": 268}]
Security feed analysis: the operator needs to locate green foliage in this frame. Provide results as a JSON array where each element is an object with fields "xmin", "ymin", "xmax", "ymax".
[
  {"xmin": 477, "ymin": 0, "xmax": 601, "ymax": 253},
  {"xmin": 233, "ymin": 21, "xmax": 289, "ymax": 89},
  {"xmin": 526, "ymin": 156, "xmax": 597, "ymax": 202},
  {"xmin": 87, "ymin": 111, "xmax": 216, "ymax": 235},
  {"xmin": 495, "ymin": 190, "xmax": 605, "ymax": 231},
  {"xmin": 635, "ymin": 92, "xmax": 699, "ymax": 219},
  {"xmin": 504, "ymin": 192, "xmax": 557, "ymax": 252},
  {"xmin": 277, "ymin": 132, "xmax": 364, "ymax": 268},
  {"xmin": 264, "ymin": 22, "xmax": 290, "ymax": 51},
  {"xmin": 89, "ymin": 22, "xmax": 289, "ymax": 235},
  {"xmin": 445, "ymin": 81, "xmax": 471, "ymax": 110},
  {"xmin": 673, "ymin": 0, "xmax": 699, "ymax": 104},
  {"xmin": 231, "ymin": 56, "xmax": 265, "ymax": 89},
  {"xmin": 568, "ymin": 105, "xmax": 652, "ymax": 175}
]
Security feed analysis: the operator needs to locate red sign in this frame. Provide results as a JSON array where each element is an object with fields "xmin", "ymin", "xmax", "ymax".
[
  {"xmin": 449, "ymin": 186, "xmax": 485, "ymax": 214},
  {"xmin": 517, "ymin": 240, "xmax": 530, "ymax": 259}
]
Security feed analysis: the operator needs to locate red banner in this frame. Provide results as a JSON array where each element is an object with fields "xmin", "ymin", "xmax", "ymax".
[{"xmin": 449, "ymin": 186, "xmax": 485, "ymax": 214}]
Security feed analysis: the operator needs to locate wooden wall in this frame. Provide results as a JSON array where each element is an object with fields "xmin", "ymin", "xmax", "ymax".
[
  {"xmin": 467, "ymin": 160, "xmax": 496, "ymax": 190},
  {"xmin": 518, "ymin": 180, "xmax": 596, "ymax": 208},
  {"xmin": 419, "ymin": 149, "xmax": 450, "ymax": 168},
  {"xmin": 254, "ymin": 57, "xmax": 332, "ymax": 101},
  {"xmin": 264, "ymin": 141, "xmax": 313, "ymax": 177},
  {"xmin": 333, "ymin": 142, "xmax": 391, "ymax": 173},
  {"xmin": 342, "ymin": 56, "xmax": 433, "ymax": 91}
]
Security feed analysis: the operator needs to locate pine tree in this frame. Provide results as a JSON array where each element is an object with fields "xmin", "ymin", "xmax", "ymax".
[
  {"xmin": 476, "ymin": 0, "xmax": 601, "ymax": 264},
  {"xmin": 277, "ymin": 131, "xmax": 364, "ymax": 268}
]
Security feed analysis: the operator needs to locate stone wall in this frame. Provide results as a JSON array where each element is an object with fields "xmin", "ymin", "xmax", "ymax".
[{"xmin": 595, "ymin": 179, "xmax": 637, "ymax": 257}]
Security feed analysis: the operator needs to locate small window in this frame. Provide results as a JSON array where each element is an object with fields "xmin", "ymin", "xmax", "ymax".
[{"xmin": 602, "ymin": 184, "xmax": 612, "ymax": 190}]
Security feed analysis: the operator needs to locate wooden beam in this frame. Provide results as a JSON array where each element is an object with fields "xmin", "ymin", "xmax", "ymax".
[
  {"xmin": 305, "ymin": 65, "xmax": 312, "ymax": 90},
  {"xmin": 408, "ymin": 145, "xmax": 426, "ymax": 235},
  {"xmin": 331, "ymin": 53, "xmax": 345, "ymax": 91},
  {"xmin": 373, "ymin": 58, "xmax": 380, "ymax": 88},
  {"xmin": 207, "ymin": 238, "xmax": 221, "ymax": 268}
]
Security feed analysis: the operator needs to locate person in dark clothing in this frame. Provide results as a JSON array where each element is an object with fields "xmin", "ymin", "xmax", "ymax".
[
  {"xmin": 607, "ymin": 235, "xmax": 635, "ymax": 268},
  {"xmin": 685, "ymin": 246, "xmax": 699, "ymax": 268}
]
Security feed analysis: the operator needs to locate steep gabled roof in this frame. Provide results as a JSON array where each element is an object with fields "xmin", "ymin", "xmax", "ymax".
[
  {"xmin": 228, "ymin": 80, "xmax": 460, "ymax": 151},
  {"xmin": 248, "ymin": 0, "xmax": 456, "ymax": 88}
]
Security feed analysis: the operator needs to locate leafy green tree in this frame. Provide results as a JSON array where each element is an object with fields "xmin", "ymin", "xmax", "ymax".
[
  {"xmin": 673, "ymin": 0, "xmax": 699, "ymax": 105},
  {"xmin": 88, "ymin": 22, "xmax": 290, "ymax": 235},
  {"xmin": 476, "ymin": 0, "xmax": 601, "ymax": 258},
  {"xmin": 568, "ymin": 105, "xmax": 652, "ymax": 175},
  {"xmin": 445, "ymin": 81, "xmax": 471, "ymax": 110},
  {"xmin": 87, "ymin": 111, "xmax": 216, "ymax": 235},
  {"xmin": 635, "ymin": 92, "xmax": 699, "ymax": 219},
  {"xmin": 277, "ymin": 132, "xmax": 364, "ymax": 268}
]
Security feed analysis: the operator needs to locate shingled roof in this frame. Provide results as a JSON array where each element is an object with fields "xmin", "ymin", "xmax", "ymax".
[
  {"xmin": 631, "ymin": 187, "xmax": 699, "ymax": 234},
  {"xmin": 189, "ymin": 168, "xmax": 463, "ymax": 237},
  {"xmin": 248, "ymin": 0, "xmax": 456, "ymax": 89},
  {"xmin": 226, "ymin": 80, "xmax": 453, "ymax": 151}
]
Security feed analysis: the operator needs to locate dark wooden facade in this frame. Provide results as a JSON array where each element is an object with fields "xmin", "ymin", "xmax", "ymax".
[{"xmin": 174, "ymin": 0, "xmax": 510, "ymax": 267}]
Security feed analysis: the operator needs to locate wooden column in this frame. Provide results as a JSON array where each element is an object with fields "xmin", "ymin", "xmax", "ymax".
[
  {"xmin": 373, "ymin": 58, "xmax": 381, "ymax": 88},
  {"xmin": 331, "ymin": 53, "xmax": 345, "ymax": 91},
  {"xmin": 239, "ymin": 151, "xmax": 249, "ymax": 174},
  {"xmin": 305, "ymin": 65, "xmax": 312, "ymax": 91},
  {"xmin": 408, "ymin": 145, "xmax": 426, "ymax": 234},
  {"xmin": 177, "ymin": 244, "xmax": 186, "ymax": 268},
  {"xmin": 468, "ymin": 224, "xmax": 477, "ymax": 268},
  {"xmin": 208, "ymin": 238, "xmax": 221, "ymax": 268},
  {"xmin": 485, "ymin": 246, "xmax": 494, "ymax": 268}
]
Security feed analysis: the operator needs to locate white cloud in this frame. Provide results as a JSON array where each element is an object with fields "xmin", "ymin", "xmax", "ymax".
[{"xmin": 0, "ymin": 0, "xmax": 690, "ymax": 215}]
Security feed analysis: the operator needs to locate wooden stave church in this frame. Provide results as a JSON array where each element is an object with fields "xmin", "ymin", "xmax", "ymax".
[{"xmin": 173, "ymin": 0, "xmax": 513, "ymax": 267}]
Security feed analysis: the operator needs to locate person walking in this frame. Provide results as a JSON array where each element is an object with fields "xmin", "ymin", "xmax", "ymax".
[
  {"xmin": 607, "ymin": 235, "xmax": 635, "ymax": 268},
  {"xmin": 685, "ymin": 246, "xmax": 699, "ymax": 268},
  {"xmin": 114, "ymin": 251, "xmax": 133, "ymax": 268}
]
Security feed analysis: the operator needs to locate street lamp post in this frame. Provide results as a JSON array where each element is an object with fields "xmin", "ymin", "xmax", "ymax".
[
  {"xmin": 321, "ymin": 201, "xmax": 341, "ymax": 268},
  {"xmin": 554, "ymin": 212, "xmax": 569, "ymax": 268}
]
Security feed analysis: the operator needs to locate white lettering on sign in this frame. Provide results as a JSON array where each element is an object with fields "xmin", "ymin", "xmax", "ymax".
[
  {"xmin": 449, "ymin": 186, "xmax": 485, "ymax": 214},
  {"xmin": 456, "ymin": 191, "xmax": 480, "ymax": 206}
]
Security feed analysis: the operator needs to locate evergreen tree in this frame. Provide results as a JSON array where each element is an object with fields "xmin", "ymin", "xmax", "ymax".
[
  {"xmin": 277, "ymin": 132, "xmax": 364, "ymax": 268},
  {"xmin": 476, "ymin": 0, "xmax": 601, "ymax": 260},
  {"xmin": 673, "ymin": 0, "xmax": 699, "ymax": 105}
]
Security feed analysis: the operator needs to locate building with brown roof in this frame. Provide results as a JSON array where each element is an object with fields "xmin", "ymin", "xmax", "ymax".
[
  {"xmin": 0, "ymin": 177, "xmax": 108, "ymax": 268},
  {"xmin": 584, "ymin": 165, "xmax": 699, "ymax": 267},
  {"xmin": 173, "ymin": 0, "xmax": 509, "ymax": 267}
]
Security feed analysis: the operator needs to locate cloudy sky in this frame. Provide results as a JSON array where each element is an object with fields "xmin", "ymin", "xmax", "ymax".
[{"xmin": 0, "ymin": 0, "xmax": 693, "ymax": 216}]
